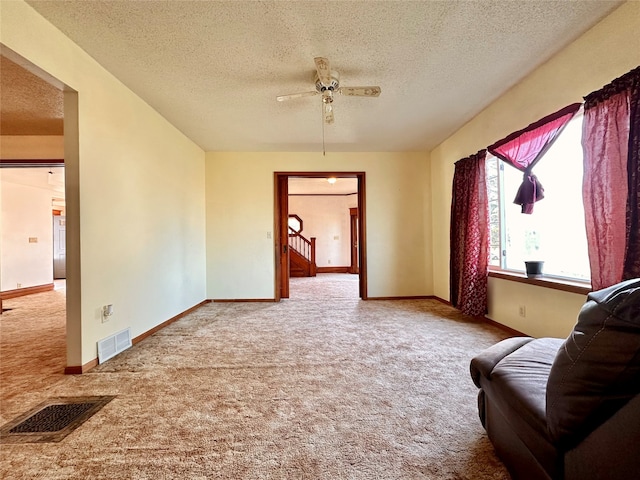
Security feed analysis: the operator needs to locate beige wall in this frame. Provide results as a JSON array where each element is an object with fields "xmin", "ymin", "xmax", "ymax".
[
  {"xmin": 430, "ymin": 1, "xmax": 640, "ymax": 337},
  {"xmin": 205, "ymin": 152, "xmax": 431, "ymax": 299},
  {"xmin": 1, "ymin": 1, "xmax": 207, "ymax": 366}
]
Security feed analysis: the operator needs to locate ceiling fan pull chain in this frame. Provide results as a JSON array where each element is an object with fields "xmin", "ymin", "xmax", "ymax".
[{"xmin": 322, "ymin": 102, "xmax": 326, "ymax": 157}]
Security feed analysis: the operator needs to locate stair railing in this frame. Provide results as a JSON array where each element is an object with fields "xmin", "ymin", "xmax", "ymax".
[{"xmin": 289, "ymin": 227, "xmax": 316, "ymax": 276}]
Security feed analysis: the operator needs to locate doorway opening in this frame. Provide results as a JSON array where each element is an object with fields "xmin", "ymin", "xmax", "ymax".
[
  {"xmin": 274, "ymin": 172, "xmax": 367, "ymax": 301},
  {"xmin": 1, "ymin": 46, "xmax": 79, "ymax": 385}
]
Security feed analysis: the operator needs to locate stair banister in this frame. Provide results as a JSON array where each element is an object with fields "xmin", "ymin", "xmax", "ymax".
[{"xmin": 288, "ymin": 227, "xmax": 317, "ymax": 277}]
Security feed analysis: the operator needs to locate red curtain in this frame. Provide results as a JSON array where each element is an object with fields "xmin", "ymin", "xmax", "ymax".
[
  {"xmin": 583, "ymin": 66, "xmax": 640, "ymax": 289},
  {"xmin": 488, "ymin": 103, "xmax": 581, "ymax": 214},
  {"xmin": 450, "ymin": 150, "xmax": 488, "ymax": 316},
  {"xmin": 582, "ymin": 92, "xmax": 629, "ymax": 290},
  {"xmin": 624, "ymin": 69, "xmax": 640, "ymax": 281}
]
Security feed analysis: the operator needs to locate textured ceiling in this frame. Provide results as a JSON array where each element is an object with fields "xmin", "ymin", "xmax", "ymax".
[
  {"xmin": 0, "ymin": 55, "xmax": 63, "ymax": 135},
  {"xmin": 24, "ymin": 0, "xmax": 621, "ymax": 152}
]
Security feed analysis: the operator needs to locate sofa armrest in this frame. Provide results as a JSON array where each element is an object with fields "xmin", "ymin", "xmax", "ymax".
[
  {"xmin": 564, "ymin": 394, "xmax": 640, "ymax": 480},
  {"xmin": 470, "ymin": 337, "xmax": 534, "ymax": 387}
]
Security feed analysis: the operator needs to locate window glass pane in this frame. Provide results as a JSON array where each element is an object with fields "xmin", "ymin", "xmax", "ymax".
[
  {"xmin": 288, "ymin": 215, "xmax": 301, "ymax": 233},
  {"xmin": 486, "ymin": 156, "xmax": 501, "ymax": 267},
  {"xmin": 499, "ymin": 115, "xmax": 590, "ymax": 280}
]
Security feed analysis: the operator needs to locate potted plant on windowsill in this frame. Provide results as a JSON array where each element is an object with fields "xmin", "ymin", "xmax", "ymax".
[
  {"xmin": 525, "ymin": 260, "xmax": 544, "ymax": 278},
  {"xmin": 522, "ymin": 228, "xmax": 544, "ymax": 278}
]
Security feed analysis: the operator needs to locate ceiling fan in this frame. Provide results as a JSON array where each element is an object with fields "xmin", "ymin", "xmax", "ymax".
[{"xmin": 276, "ymin": 57, "xmax": 381, "ymax": 124}]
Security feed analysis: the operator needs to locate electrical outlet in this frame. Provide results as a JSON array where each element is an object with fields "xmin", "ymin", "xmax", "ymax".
[
  {"xmin": 102, "ymin": 304, "xmax": 114, "ymax": 323},
  {"xmin": 518, "ymin": 305, "xmax": 526, "ymax": 318},
  {"xmin": 327, "ymin": 259, "xmax": 331, "ymax": 264},
  {"xmin": 17, "ymin": 283, "xmax": 22, "ymax": 289}
]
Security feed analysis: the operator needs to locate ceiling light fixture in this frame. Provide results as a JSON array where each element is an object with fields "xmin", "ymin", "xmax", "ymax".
[{"xmin": 327, "ymin": 177, "xmax": 337, "ymax": 185}]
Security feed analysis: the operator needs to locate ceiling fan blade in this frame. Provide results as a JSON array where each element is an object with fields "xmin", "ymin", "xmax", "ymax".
[
  {"xmin": 339, "ymin": 86, "xmax": 381, "ymax": 97},
  {"xmin": 276, "ymin": 91, "xmax": 318, "ymax": 102},
  {"xmin": 314, "ymin": 57, "xmax": 332, "ymax": 87},
  {"xmin": 323, "ymin": 102, "xmax": 334, "ymax": 124}
]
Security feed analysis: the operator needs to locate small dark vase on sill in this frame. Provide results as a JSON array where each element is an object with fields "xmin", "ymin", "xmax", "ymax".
[{"xmin": 525, "ymin": 261, "xmax": 544, "ymax": 278}]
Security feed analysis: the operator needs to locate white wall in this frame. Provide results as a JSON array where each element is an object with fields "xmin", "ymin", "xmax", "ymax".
[
  {"xmin": 205, "ymin": 151, "xmax": 431, "ymax": 299},
  {"xmin": 1, "ymin": 1, "xmax": 207, "ymax": 367},
  {"xmin": 0, "ymin": 180, "xmax": 54, "ymax": 290},
  {"xmin": 288, "ymin": 195, "xmax": 357, "ymax": 267},
  {"xmin": 430, "ymin": 1, "xmax": 640, "ymax": 338}
]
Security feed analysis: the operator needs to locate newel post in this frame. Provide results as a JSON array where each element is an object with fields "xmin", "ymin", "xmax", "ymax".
[{"xmin": 310, "ymin": 237, "xmax": 317, "ymax": 277}]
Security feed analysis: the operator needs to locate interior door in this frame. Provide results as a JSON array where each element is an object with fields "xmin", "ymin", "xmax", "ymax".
[
  {"xmin": 276, "ymin": 175, "xmax": 289, "ymax": 299},
  {"xmin": 53, "ymin": 215, "xmax": 66, "ymax": 279}
]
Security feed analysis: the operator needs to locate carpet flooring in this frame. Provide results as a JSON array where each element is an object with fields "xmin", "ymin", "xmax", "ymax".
[{"xmin": 0, "ymin": 274, "xmax": 510, "ymax": 479}]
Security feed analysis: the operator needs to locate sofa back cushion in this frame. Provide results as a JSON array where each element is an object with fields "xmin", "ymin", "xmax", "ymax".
[{"xmin": 546, "ymin": 278, "xmax": 640, "ymax": 447}]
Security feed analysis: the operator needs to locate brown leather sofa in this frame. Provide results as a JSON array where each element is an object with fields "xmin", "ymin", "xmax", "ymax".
[{"xmin": 470, "ymin": 278, "xmax": 640, "ymax": 479}]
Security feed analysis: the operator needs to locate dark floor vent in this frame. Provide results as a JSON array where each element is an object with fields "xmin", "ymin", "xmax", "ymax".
[{"xmin": 1, "ymin": 396, "xmax": 115, "ymax": 443}]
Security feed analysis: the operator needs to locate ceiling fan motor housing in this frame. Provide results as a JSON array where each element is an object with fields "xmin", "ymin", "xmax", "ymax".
[
  {"xmin": 315, "ymin": 71, "xmax": 340, "ymax": 93},
  {"xmin": 275, "ymin": 57, "xmax": 380, "ymax": 126}
]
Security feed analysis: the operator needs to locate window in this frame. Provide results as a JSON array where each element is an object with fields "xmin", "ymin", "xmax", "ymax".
[
  {"xmin": 487, "ymin": 114, "xmax": 591, "ymax": 281},
  {"xmin": 288, "ymin": 214, "xmax": 303, "ymax": 235}
]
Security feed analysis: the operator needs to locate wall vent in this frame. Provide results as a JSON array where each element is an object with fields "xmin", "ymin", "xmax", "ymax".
[{"xmin": 97, "ymin": 328, "xmax": 132, "ymax": 364}]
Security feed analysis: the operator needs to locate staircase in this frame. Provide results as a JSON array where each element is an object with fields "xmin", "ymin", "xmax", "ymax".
[{"xmin": 289, "ymin": 229, "xmax": 316, "ymax": 277}]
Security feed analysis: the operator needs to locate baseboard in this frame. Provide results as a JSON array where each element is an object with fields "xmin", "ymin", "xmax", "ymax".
[
  {"xmin": 432, "ymin": 295, "xmax": 526, "ymax": 337},
  {"xmin": 481, "ymin": 316, "xmax": 527, "ymax": 337},
  {"xmin": 64, "ymin": 358, "xmax": 98, "ymax": 375},
  {"xmin": 367, "ymin": 295, "xmax": 436, "ymax": 300},
  {"xmin": 64, "ymin": 299, "xmax": 211, "ymax": 375},
  {"xmin": 212, "ymin": 298, "xmax": 277, "ymax": 303},
  {"xmin": 431, "ymin": 296, "xmax": 452, "ymax": 306},
  {"xmin": 316, "ymin": 266, "xmax": 350, "ymax": 273},
  {"xmin": 1, "ymin": 283, "xmax": 54, "ymax": 300},
  {"xmin": 132, "ymin": 300, "xmax": 211, "ymax": 345}
]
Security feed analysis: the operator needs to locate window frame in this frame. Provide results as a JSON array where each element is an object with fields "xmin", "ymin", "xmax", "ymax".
[
  {"xmin": 485, "ymin": 123, "xmax": 592, "ymax": 293},
  {"xmin": 487, "ymin": 269, "xmax": 591, "ymax": 295},
  {"xmin": 288, "ymin": 214, "xmax": 303, "ymax": 236}
]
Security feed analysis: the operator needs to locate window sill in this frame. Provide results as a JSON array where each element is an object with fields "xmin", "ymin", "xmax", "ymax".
[{"xmin": 488, "ymin": 269, "xmax": 592, "ymax": 295}]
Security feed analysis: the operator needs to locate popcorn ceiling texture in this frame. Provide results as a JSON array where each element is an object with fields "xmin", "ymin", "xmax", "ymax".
[
  {"xmin": 0, "ymin": 56, "xmax": 63, "ymax": 136},
  {"xmin": 21, "ymin": 0, "xmax": 621, "ymax": 152},
  {"xmin": 1, "ymin": 275, "xmax": 512, "ymax": 478}
]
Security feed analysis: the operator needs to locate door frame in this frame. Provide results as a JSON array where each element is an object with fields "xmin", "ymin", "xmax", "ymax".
[
  {"xmin": 349, "ymin": 207, "xmax": 359, "ymax": 274},
  {"xmin": 275, "ymin": 174, "xmax": 290, "ymax": 299},
  {"xmin": 0, "ymin": 46, "xmax": 82, "ymax": 371},
  {"xmin": 274, "ymin": 171, "xmax": 367, "ymax": 300}
]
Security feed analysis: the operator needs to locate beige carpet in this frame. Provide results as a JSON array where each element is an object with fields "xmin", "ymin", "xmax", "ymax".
[
  {"xmin": 1, "ymin": 274, "xmax": 510, "ymax": 479},
  {"xmin": 1, "ymin": 285, "xmax": 67, "ymax": 407}
]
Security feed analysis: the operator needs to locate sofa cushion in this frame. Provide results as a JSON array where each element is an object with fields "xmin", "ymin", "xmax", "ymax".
[
  {"xmin": 470, "ymin": 336, "xmax": 535, "ymax": 388},
  {"xmin": 546, "ymin": 278, "xmax": 640, "ymax": 447},
  {"xmin": 491, "ymin": 337, "xmax": 563, "ymax": 439}
]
